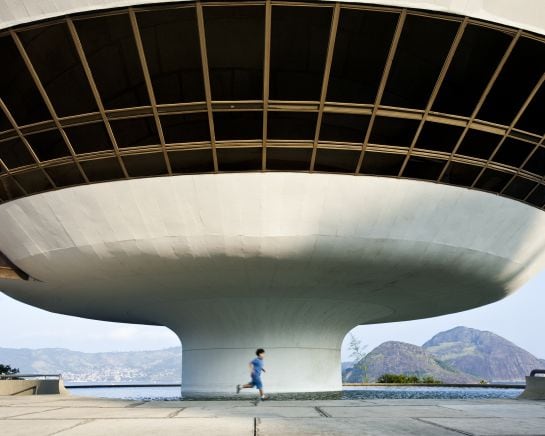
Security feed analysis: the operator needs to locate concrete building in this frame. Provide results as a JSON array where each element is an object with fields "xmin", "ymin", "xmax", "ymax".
[{"xmin": 0, "ymin": 0, "xmax": 544, "ymax": 393}]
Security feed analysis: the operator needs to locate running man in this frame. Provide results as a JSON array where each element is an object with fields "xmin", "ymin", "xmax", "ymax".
[{"xmin": 236, "ymin": 348, "xmax": 267, "ymax": 400}]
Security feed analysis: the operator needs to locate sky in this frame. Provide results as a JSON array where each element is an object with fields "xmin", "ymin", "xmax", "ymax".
[{"xmin": 1, "ymin": 270, "xmax": 544, "ymax": 362}]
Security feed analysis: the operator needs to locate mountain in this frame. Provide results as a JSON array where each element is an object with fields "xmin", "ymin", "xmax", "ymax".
[
  {"xmin": 2, "ymin": 326, "xmax": 543, "ymax": 384},
  {"xmin": 0, "ymin": 347, "xmax": 181, "ymax": 383},
  {"xmin": 423, "ymin": 326, "xmax": 543, "ymax": 382},
  {"xmin": 344, "ymin": 341, "xmax": 479, "ymax": 383}
]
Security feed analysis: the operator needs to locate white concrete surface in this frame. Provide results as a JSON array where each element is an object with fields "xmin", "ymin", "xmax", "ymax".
[
  {"xmin": 520, "ymin": 376, "xmax": 545, "ymax": 400},
  {"xmin": 0, "ymin": 379, "xmax": 69, "ymax": 396},
  {"xmin": 0, "ymin": 173, "xmax": 544, "ymax": 392},
  {"xmin": 1, "ymin": 0, "xmax": 545, "ymax": 35},
  {"xmin": 1, "ymin": 395, "xmax": 545, "ymax": 436}
]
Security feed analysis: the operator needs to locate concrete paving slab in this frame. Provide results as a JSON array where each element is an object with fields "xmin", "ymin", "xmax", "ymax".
[
  {"xmin": 178, "ymin": 399, "xmax": 373, "ymax": 407},
  {"xmin": 0, "ymin": 395, "xmax": 69, "ymax": 406},
  {"xmin": 40, "ymin": 400, "xmax": 141, "ymax": 408},
  {"xmin": 58, "ymin": 417, "xmax": 254, "ymax": 436},
  {"xmin": 255, "ymin": 400, "xmax": 373, "ymax": 407},
  {"xmin": 440, "ymin": 403, "xmax": 545, "ymax": 418},
  {"xmin": 421, "ymin": 417, "xmax": 545, "ymax": 435},
  {"xmin": 321, "ymin": 405, "xmax": 467, "ymax": 418},
  {"xmin": 0, "ymin": 406, "xmax": 65, "ymax": 418},
  {"xmin": 0, "ymin": 397, "xmax": 138, "ymax": 408},
  {"xmin": 10, "ymin": 406, "xmax": 181, "ymax": 419},
  {"xmin": 0, "ymin": 419, "xmax": 89, "ymax": 436},
  {"xmin": 130, "ymin": 400, "xmax": 186, "ymax": 408},
  {"xmin": 2, "ymin": 395, "xmax": 545, "ymax": 435},
  {"xmin": 146, "ymin": 400, "xmax": 255, "ymax": 408},
  {"xmin": 361, "ymin": 398, "xmax": 539, "ymax": 408},
  {"xmin": 257, "ymin": 417, "xmax": 461, "ymax": 435},
  {"xmin": 178, "ymin": 405, "xmax": 321, "ymax": 418}
]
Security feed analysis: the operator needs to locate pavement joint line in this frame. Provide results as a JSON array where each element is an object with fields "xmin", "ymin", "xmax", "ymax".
[
  {"xmin": 2, "ymin": 406, "xmax": 68, "ymax": 419},
  {"xmin": 125, "ymin": 401, "xmax": 148, "ymax": 408},
  {"xmin": 254, "ymin": 417, "xmax": 260, "ymax": 436},
  {"xmin": 415, "ymin": 417, "xmax": 474, "ymax": 436},
  {"xmin": 167, "ymin": 407, "xmax": 185, "ymax": 418},
  {"xmin": 48, "ymin": 418, "xmax": 95, "ymax": 436},
  {"xmin": 314, "ymin": 406, "xmax": 331, "ymax": 417}
]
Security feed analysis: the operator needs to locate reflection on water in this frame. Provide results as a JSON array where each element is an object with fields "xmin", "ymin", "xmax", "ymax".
[{"xmin": 67, "ymin": 385, "xmax": 522, "ymax": 401}]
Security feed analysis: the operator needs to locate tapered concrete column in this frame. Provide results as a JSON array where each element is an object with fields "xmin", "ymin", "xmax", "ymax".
[
  {"xmin": 165, "ymin": 298, "xmax": 370, "ymax": 393},
  {"xmin": 180, "ymin": 346, "xmax": 342, "ymax": 393}
]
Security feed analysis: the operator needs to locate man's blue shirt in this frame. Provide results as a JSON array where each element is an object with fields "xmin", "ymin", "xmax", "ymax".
[{"xmin": 251, "ymin": 357, "xmax": 264, "ymax": 377}]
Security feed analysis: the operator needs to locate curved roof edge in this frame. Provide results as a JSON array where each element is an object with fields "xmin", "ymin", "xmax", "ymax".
[{"xmin": 1, "ymin": 0, "xmax": 545, "ymax": 36}]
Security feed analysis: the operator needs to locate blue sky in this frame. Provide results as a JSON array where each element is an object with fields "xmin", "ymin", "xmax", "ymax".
[{"xmin": 1, "ymin": 270, "xmax": 544, "ymax": 362}]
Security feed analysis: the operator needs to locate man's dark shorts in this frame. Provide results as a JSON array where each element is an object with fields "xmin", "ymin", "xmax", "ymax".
[{"xmin": 249, "ymin": 373, "xmax": 263, "ymax": 390}]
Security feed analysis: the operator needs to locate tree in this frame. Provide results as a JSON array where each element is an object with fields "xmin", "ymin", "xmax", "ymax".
[
  {"xmin": 0, "ymin": 364, "xmax": 19, "ymax": 376},
  {"xmin": 348, "ymin": 333, "xmax": 368, "ymax": 383}
]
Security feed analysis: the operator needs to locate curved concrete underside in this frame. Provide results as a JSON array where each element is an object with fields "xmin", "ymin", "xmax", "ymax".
[
  {"xmin": 0, "ymin": 173, "xmax": 544, "ymax": 392},
  {"xmin": 2, "ymin": 0, "xmax": 545, "ymax": 36}
]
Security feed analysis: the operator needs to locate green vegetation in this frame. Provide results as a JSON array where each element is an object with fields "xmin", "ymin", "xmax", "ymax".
[
  {"xmin": 0, "ymin": 364, "xmax": 19, "ymax": 376},
  {"xmin": 377, "ymin": 373, "xmax": 442, "ymax": 384}
]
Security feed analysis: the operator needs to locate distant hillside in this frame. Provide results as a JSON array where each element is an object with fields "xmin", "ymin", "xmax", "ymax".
[
  {"xmin": 0, "ymin": 347, "xmax": 181, "ymax": 383},
  {"xmin": 3, "ymin": 326, "xmax": 543, "ymax": 384},
  {"xmin": 423, "ymin": 326, "xmax": 543, "ymax": 382},
  {"xmin": 344, "ymin": 341, "xmax": 479, "ymax": 383}
]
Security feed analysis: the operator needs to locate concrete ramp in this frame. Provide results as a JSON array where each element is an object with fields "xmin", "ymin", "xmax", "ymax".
[
  {"xmin": 0, "ymin": 378, "xmax": 70, "ymax": 396},
  {"xmin": 519, "ymin": 371, "xmax": 545, "ymax": 400}
]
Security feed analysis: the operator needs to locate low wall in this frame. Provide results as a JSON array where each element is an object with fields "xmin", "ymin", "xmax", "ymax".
[
  {"xmin": 519, "ymin": 376, "xmax": 545, "ymax": 400},
  {"xmin": 0, "ymin": 379, "xmax": 70, "ymax": 396}
]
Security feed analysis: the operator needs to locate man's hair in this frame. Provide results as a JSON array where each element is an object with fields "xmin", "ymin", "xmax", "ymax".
[{"xmin": 256, "ymin": 348, "xmax": 265, "ymax": 356}]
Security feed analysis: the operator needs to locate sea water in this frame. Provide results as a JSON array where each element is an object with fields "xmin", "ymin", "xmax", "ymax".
[{"xmin": 67, "ymin": 385, "xmax": 522, "ymax": 401}]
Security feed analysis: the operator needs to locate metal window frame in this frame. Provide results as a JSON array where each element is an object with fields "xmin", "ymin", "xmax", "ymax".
[
  {"xmin": 10, "ymin": 30, "xmax": 90, "ymax": 183},
  {"xmin": 0, "ymin": 2, "xmax": 541, "ymax": 210},
  {"xmin": 355, "ymin": 9, "xmax": 406, "ymax": 175}
]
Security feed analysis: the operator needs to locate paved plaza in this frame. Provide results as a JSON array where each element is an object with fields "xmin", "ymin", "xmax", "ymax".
[{"xmin": 1, "ymin": 394, "xmax": 544, "ymax": 435}]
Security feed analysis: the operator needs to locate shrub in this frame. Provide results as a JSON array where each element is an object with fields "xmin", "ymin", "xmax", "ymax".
[
  {"xmin": 421, "ymin": 376, "xmax": 442, "ymax": 384},
  {"xmin": 377, "ymin": 373, "xmax": 442, "ymax": 384}
]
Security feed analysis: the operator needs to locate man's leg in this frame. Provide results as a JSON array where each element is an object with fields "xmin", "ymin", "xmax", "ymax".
[
  {"xmin": 256, "ymin": 379, "xmax": 266, "ymax": 400},
  {"xmin": 236, "ymin": 381, "xmax": 254, "ymax": 393}
]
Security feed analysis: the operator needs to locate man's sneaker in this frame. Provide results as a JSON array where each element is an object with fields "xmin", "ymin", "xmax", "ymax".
[
  {"xmin": 236, "ymin": 384, "xmax": 241, "ymax": 394},
  {"xmin": 260, "ymin": 395, "xmax": 268, "ymax": 401}
]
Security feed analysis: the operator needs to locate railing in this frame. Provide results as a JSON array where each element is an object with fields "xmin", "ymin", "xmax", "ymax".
[
  {"xmin": 0, "ymin": 374, "xmax": 62, "ymax": 380},
  {"xmin": 66, "ymin": 383, "xmax": 179, "ymax": 389},
  {"xmin": 530, "ymin": 369, "xmax": 545, "ymax": 377}
]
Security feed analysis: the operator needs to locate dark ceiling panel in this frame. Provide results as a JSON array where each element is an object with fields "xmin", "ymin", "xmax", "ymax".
[
  {"xmin": 75, "ymin": 13, "xmax": 150, "ymax": 109},
  {"xmin": 138, "ymin": 7, "xmax": 205, "ymax": 104},
  {"xmin": 270, "ymin": 6, "xmax": 332, "ymax": 101},
  {"xmin": 204, "ymin": 6, "xmax": 264, "ymax": 101},
  {"xmin": 327, "ymin": 9, "xmax": 398, "ymax": 104}
]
